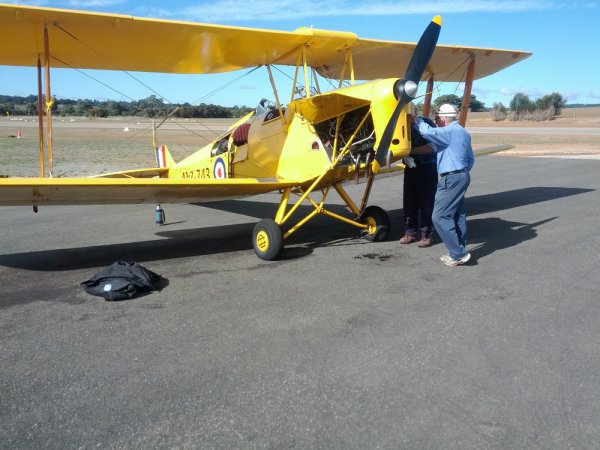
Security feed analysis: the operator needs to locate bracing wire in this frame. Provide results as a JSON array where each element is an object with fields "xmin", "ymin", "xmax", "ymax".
[
  {"xmin": 51, "ymin": 56, "xmax": 137, "ymax": 102},
  {"xmin": 52, "ymin": 23, "xmax": 174, "ymax": 104},
  {"xmin": 190, "ymin": 66, "xmax": 261, "ymax": 105},
  {"xmin": 427, "ymin": 55, "xmax": 472, "ymax": 102},
  {"xmin": 51, "ymin": 22, "xmax": 259, "ymax": 143}
]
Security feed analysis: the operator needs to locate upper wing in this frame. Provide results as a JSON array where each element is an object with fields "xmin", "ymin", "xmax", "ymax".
[
  {"xmin": 0, "ymin": 4, "xmax": 530, "ymax": 80},
  {"xmin": 316, "ymin": 38, "xmax": 532, "ymax": 82},
  {"xmin": 0, "ymin": 4, "xmax": 349, "ymax": 74},
  {"xmin": 0, "ymin": 177, "xmax": 303, "ymax": 206}
]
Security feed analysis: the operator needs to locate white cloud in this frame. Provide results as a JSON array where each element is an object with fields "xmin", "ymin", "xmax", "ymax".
[
  {"xmin": 560, "ymin": 90, "xmax": 600, "ymax": 103},
  {"xmin": 2, "ymin": 0, "xmax": 125, "ymax": 6},
  {"xmin": 497, "ymin": 86, "xmax": 548, "ymax": 98},
  {"xmin": 65, "ymin": 0, "xmax": 125, "ymax": 7},
  {"xmin": 162, "ymin": 0, "xmax": 565, "ymax": 22},
  {"xmin": 8, "ymin": 0, "xmax": 593, "ymax": 21},
  {"xmin": 0, "ymin": 0, "xmax": 50, "ymax": 5}
]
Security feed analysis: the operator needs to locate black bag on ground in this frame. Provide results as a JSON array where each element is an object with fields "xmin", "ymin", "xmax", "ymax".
[{"xmin": 81, "ymin": 261, "xmax": 161, "ymax": 301}]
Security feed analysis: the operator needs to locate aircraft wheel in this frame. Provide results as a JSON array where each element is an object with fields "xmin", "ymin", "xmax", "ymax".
[
  {"xmin": 253, "ymin": 219, "xmax": 284, "ymax": 260},
  {"xmin": 360, "ymin": 205, "xmax": 390, "ymax": 242}
]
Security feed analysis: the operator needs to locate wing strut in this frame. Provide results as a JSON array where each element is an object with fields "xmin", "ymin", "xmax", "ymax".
[
  {"xmin": 338, "ymin": 48, "xmax": 355, "ymax": 88},
  {"xmin": 36, "ymin": 57, "xmax": 45, "ymax": 178},
  {"xmin": 422, "ymin": 76, "xmax": 435, "ymax": 117},
  {"xmin": 459, "ymin": 56, "xmax": 476, "ymax": 126},
  {"xmin": 266, "ymin": 65, "xmax": 286, "ymax": 127},
  {"xmin": 44, "ymin": 25, "xmax": 54, "ymax": 176},
  {"xmin": 301, "ymin": 46, "xmax": 311, "ymax": 99}
]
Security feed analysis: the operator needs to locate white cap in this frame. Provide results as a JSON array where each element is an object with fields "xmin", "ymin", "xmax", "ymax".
[{"xmin": 437, "ymin": 103, "xmax": 458, "ymax": 117}]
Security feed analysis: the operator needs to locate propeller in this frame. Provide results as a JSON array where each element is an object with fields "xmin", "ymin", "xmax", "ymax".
[{"xmin": 372, "ymin": 16, "xmax": 442, "ymax": 173}]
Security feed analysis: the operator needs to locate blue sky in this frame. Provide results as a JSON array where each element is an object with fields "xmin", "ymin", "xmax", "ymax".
[{"xmin": 1, "ymin": 0, "xmax": 599, "ymax": 108}]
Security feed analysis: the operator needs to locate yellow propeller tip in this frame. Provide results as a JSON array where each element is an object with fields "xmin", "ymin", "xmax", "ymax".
[
  {"xmin": 372, "ymin": 160, "xmax": 381, "ymax": 174},
  {"xmin": 433, "ymin": 15, "xmax": 442, "ymax": 26}
]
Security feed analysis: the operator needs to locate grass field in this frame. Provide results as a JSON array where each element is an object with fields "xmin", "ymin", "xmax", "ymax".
[
  {"xmin": 468, "ymin": 106, "xmax": 600, "ymax": 156},
  {"xmin": 1, "ymin": 108, "xmax": 599, "ymax": 177},
  {"xmin": 0, "ymin": 117, "xmax": 228, "ymax": 177}
]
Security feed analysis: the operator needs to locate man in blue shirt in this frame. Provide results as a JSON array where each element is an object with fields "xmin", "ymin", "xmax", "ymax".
[{"xmin": 412, "ymin": 103, "xmax": 475, "ymax": 266}]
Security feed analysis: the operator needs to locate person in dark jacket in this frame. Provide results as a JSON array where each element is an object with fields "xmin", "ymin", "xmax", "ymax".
[{"xmin": 399, "ymin": 116, "xmax": 438, "ymax": 248}]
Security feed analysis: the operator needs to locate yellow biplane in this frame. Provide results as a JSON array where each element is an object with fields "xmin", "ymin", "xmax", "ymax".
[{"xmin": 0, "ymin": 3, "xmax": 531, "ymax": 260}]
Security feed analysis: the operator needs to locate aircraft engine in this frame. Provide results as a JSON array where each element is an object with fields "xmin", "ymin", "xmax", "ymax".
[{"xmin": 313, "ymin": 106, "xmax": 375, "ymax": 165}]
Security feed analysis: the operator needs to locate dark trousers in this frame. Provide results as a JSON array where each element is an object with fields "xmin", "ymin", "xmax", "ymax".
[{"xmin": 403, "ymin": 164, "xmax": 438, "ymax": 238}]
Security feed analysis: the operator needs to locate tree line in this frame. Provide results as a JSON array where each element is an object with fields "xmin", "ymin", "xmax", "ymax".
[
  {"xmin": 0, "ymin": 94, "xmax": 253, "ymax": 119},
  {"xmin": 3, "ymin": 91, "xmax": 569, "ymax": 122}
]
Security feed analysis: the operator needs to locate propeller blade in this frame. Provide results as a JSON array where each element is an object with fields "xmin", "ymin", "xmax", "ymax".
[
  {"xmin": 405, "ymin": 15, "xmax": 442, "ymax": 85},
  {"xmin": 373, "ymin": 16, "xmax": 442, "ymax": 172}
]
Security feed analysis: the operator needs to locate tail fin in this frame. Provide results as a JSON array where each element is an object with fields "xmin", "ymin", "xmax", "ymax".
[{"xmin": 155, "ymin": 144, "xmax": 175, "ymax": 168}]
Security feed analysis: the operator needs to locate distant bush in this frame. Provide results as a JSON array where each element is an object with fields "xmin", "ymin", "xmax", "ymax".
[
  {"xmin": 87, "ymin": 107, "xmax": 109, "ymax": 118},
  {"xmin": 508, "ymin": 106, "xmax": 556, "ymax": 121},
  {"xmin": 490, "ymin": 102, "xmax": 507, "ymax": 121},
  {"xmin": 536, "ymin": 93, "xmax": 565, "ymax": 115},
  {"xmin": 508, "ymin": 92, "xmax": 564, "ymax": 121}
]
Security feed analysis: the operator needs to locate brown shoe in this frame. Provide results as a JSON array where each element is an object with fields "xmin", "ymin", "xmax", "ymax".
[
  {"xmin": 400, "ymin": 235, "xmax": 417, "ymax": 244},
  {"xmin": 417, "ymin": 235, "xmax": 433, "ymax": 247}
]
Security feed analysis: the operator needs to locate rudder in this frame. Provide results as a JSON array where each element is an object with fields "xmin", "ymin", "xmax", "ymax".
[{"xmin": 155, "ymin": 144, "xmax": 175, "ymax": 168}]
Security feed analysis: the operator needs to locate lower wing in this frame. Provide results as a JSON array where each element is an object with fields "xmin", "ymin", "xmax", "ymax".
[
  {"xmin": 353, "ymin": 143, "xmax": 514, "ymax": 182},
  {"xmin": 0, "ymin": 177, "xmax": 302, "ymax": 207},
  {"xmin": 473, "ymin": 144, "xmax": 514, "ymax": 157},
  {"xmin": 0, "ymin": 145, "xmax": 511, "ymax": 207}
]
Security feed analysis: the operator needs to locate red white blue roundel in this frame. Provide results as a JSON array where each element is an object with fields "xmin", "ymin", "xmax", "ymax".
[{"xmin": 213, "ymin": 157, "xmax": 227, "ymax": 179}]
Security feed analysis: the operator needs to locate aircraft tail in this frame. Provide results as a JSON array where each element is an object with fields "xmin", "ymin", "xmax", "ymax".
[{"xmin": 155, "ymin": 144, "xmax": 175, "ymax": 168}]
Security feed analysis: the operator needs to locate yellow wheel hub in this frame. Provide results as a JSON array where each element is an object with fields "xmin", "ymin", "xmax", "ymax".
[
  {"xmin": 364, "ymin": 216, "xmax": 377, "ymax": 235},
  {"xmin": 255, "ymin": 230, "xmax": 270, "ymax": 252}
]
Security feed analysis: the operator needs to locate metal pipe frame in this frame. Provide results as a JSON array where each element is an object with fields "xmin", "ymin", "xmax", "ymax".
[{"xmin": 274, "ymin": 109, "xmax": 376, "ymax": 240}]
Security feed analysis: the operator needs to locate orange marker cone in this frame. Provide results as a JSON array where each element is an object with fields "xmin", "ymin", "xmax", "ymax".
[{"xmin": 17, "ymin": 130, "xmax": 22, "ymax": 139}]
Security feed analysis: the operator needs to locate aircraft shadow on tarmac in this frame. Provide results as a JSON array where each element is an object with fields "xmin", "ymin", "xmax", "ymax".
[
  {"xmin": 0, "ymin": 186, "xmax": 591, "ymax": 271},
  {"xmin": 0, "ymin": 203, "xmax": 377, "ymax": 271}
]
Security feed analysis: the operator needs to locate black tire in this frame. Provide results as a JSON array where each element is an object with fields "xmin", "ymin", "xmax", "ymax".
[
  {"xmin": 360, "ymin": 205, "xmax": 390, "ymax": 242},
  {"xmin": 253, "ymin": 219, "xmax": 284, "ymax": 260}
]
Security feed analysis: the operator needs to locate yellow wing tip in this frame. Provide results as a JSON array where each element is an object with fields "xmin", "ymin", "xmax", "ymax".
[{"xmin": 432, "ymin": 16, "xmax": 442, "ymax": 26}]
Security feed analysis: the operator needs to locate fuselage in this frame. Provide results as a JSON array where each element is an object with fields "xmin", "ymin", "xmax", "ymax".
[{"xmin": 166, "ymin": 78, "xmax": 413, "ymax": 184}]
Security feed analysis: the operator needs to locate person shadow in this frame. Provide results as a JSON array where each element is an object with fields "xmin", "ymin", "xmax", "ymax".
[
  {"xmin": 467, "ymin": 216, "xmax": 556, "ymax": 263},
  {"xmin": 460, "ymin": 186, "xmax": 592, "ymax": 264}
]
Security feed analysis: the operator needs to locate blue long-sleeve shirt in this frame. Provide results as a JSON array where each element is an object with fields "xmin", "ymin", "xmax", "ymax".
[{"xmin": 415, "ymin": 118, "xmax": 474, "ymax": 174}]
